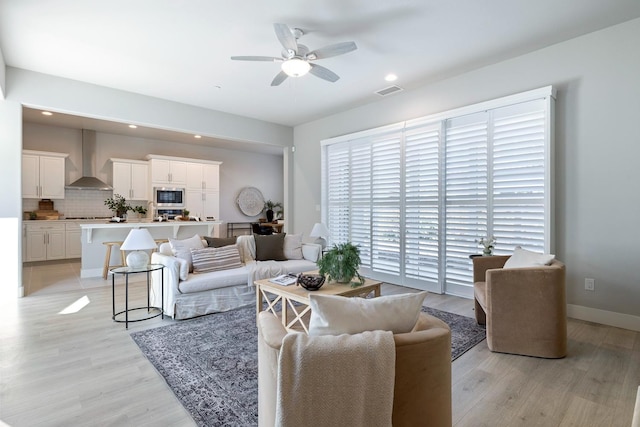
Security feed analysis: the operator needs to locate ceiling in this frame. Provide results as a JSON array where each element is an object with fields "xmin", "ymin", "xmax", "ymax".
[{"xmin": 3, "ymin": 1, "xmax": 640, "ymax": 143}]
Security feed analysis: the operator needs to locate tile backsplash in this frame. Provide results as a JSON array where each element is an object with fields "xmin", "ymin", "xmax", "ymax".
[{"xmin": 23, "ymin": 190, "xmax": 147, "ymax": 218}]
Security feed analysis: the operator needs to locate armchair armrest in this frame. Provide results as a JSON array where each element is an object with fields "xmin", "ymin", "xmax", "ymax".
[
  {"xmin": 258, "ymin": 311, "xmax": 288, "ymax": 350},
  {"xmin": 472, "ymin": 255, "xmax": 510, "ymax": 282},
  {"xmin": 258, "ymin": 311, "xmax": 288, "ymax": 427}
]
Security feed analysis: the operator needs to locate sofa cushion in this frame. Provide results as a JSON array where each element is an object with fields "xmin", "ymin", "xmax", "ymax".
[
  {"xmin": 204, "ymin": 236, "xmax": 237, "ymax": 248},
  {"xmin": 283, "ymin": 234, "xmax": 303, "ymax": 260},
  {"xmin": 308, "ymin": 291, "xmax": 428, "ymax": 336},
  {"xmin": 254, "ymin": 234, "xmax": 287, "ymax": 261},
  {"xmin": 178, "ymin": 265, "xmax": 250, "ymax": 294},
  {"xmin": 190, "ymin": 245, "xmax": 243, "ymax": 274},
  {"xmin": 169, "ymin": 234, "xmax": 204, "ymax": 276},
  {"xmin": 504, "ymin": 246, "xmax": 555, "ymax": 269}
]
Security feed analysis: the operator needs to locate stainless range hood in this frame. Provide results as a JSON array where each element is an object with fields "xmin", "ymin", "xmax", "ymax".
[{"xmin": 66, "ymin": 129, "xmax": 112, "ymax": 190}]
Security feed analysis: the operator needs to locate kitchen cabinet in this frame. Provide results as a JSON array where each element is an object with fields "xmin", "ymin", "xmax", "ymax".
[
  {"xmin": 111, "ymin": 159, "xmax": 149, "ymax": 200},
  {"xmin": 148, "ymin": 157, "xmax": 187, "ymax": 186},
  {"xmin": 186, "ymin": 162, "xmax": 220, "ymax": 192},
  {"xmin": 185, "ymin": 161, "xmax": 221, "ymax": 219},
  {"xmin": 22, "ymin": 150, "xmax": 68, "ymax": 199},
  {"xmin": 186, "ymin": 190, "xmax": 220, "ymax": 220},
  {"xmin": 24, "ymin": 223, "xmax": 66, "ymax": 261},
  {"xmin": 65, "ymin": 222, "xmax": 82, "ymax": 259}
]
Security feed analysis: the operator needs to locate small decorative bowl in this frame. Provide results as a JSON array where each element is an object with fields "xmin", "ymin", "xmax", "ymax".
[{"xmin": 296, "ymin": 274, "xmax": 325, "ymax": 291}]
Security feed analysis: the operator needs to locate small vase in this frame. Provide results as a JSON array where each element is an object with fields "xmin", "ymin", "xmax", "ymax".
[
  {"xmin": 266, "ymin": 209, "xmax": 274, "ymax": 222},
  {"xmin": 483, "ymin": 248, "xmax": 492, "ymax": 256}
]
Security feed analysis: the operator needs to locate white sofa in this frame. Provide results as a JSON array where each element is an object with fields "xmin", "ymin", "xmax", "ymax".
[{"xmin": 150, "ymin": 235, "xmax": 321, "ymax": 320}]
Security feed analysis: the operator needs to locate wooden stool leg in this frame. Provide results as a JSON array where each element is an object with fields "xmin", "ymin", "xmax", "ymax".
[{"xmin": 103, "ymin": 245, "xmax": 112, "ymax": 280}]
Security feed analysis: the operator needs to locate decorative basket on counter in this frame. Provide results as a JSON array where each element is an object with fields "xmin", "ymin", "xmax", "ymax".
[{"xmin": 296, "ymin": 273, "xmax": 326, "ymax": 291}]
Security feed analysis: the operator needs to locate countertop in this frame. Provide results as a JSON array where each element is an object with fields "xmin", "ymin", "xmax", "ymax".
[{"xmin": 78, "ymin": 219, "xmax": 223, "ymax": 243}]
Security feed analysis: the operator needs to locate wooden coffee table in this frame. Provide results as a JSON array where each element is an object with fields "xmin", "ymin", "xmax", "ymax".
[{"xmin": 255, "ymin": 274, "xmax": 382, "ymax": 333}]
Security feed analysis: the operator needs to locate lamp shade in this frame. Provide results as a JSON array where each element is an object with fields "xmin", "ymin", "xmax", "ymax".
[
  {"xmin": 281, "ymin": 58, "xmax": 311, "ymax": 77},
  {"xmin": 120, "ymin": 228, "xmax": 157, "ymax": 269},
  {"xmin": 310, "ymin": 223, "xmax": 330, "ymax": 238},
  {"xmin": 120, "ymin": 228, "xmax": 157, "ymax": 251},
  {"xmin": 310, "ymin": 222, "xmax": 330, "ymax": 249}
]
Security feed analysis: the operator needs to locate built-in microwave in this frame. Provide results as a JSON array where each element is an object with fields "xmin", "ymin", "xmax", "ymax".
[{"xmin": 154, "ymin": 187, "xmax": 185, "ymax": 207}]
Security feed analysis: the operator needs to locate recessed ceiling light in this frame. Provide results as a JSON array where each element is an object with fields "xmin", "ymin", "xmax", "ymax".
[
  {"xmin": 41, "ymin": 111, "xmax": 53, "ymax": 116},
  {"xmin": 385, "ymin": 74, "xmax": 398, "ymax": 82},
  {"xmin": 194, "ymin": 135, "xmax": 202, "ymax": 139},
  {"xmin": 128, "ymin": 124, "xmax": 137, "ymax": 129}
]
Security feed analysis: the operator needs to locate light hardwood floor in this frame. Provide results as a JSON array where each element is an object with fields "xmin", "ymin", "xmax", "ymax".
[{"xmin": 2, "ymin": 260, "xmax": 638, "ymax": 426}]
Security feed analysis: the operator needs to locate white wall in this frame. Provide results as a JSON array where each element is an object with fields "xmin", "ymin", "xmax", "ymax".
[
  {"xmin": 293, "ymin": 18, "xmax": 640, "ymax": 322},
  {"xmin": 0, "ymin": 101, "xmax": 22, "ymax": 295},
  {"xmin": 23, "ymin": 123, "xmax": 284, "ymax": 223}
]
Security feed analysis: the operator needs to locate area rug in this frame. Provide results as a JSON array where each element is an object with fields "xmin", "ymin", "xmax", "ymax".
[{"xmin": 131, "ymin": 305, "xmax": 485, "ymax": 427}]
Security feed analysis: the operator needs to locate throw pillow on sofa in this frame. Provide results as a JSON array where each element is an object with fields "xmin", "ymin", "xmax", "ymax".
[
  {"xmin": 308, "ymin": 291, "xmax": 428, "ymax": 336},
  {"xmin": 169, "ymin": 234, "xmax": 204, "ymax": 275},
  {"xmin": 283, "ymin": 233, "xmax": 303, "ymax": 260},
  {"xmin": 204, "ymin": 236, "xmax": 237, "ymax": 248},
  {"xmin": 254, "ymin": 233, "xmax": 287, "ymax": 261},
  {"xmin": 190, "ymin": 245, "xmax": 243, "ymax": 273}
]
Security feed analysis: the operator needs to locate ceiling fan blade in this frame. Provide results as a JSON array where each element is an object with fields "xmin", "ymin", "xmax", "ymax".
[
  {"xmin": 231, "ymin": 56, "xmax": 282, "ymax": 62},
  {"xmin": 307, "ymin": 41, "xmax": 357, "ymax": 60},
  {"xmin": 309, "ymin": 63, "xmax": 340, "ymax": 83},
  {"xmin": 273, "ymin": 23, "xmax": 298, "ymax": 52},
  {"xmin": 271, "ymin": 71, "xmax": 289, "ymax": 86}
]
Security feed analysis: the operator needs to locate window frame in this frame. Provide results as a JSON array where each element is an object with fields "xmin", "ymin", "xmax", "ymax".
[{"xmin": 321, "ymin": 86, "xmax": 555, "ymax": 297}]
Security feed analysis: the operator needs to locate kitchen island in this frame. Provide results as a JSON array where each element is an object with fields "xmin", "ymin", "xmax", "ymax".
[{"xmin": 79, "ymin": 220, "xmax": 222, "ymax": 278}]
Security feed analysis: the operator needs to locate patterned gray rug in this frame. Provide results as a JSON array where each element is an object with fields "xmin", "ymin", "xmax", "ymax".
[{"xmin": 131, "ymin": 305, "xmax": 485, "ymax": 427}]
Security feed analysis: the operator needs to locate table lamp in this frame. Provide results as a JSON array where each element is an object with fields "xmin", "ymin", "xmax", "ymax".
[
  {"xmin": 310, "ymin": 222, "xmax": 330, "ymax": 249},
  {"xmin": 120, "ymin": 228, "xmax": 157, "ymax": 269}
]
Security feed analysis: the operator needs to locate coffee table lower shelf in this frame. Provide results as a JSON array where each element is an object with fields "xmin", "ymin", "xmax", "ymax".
[{"xmin": 254, "ymin": 275, "xmax": 381, "ymax": 333}]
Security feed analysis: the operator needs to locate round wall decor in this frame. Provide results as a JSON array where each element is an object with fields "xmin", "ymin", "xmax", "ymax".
[{"xmin": 237, "ymin": 186, "xmax": 265, "ymax": 216}]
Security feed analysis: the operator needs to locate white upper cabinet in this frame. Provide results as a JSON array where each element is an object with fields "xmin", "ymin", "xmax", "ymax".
[
  {"xmin": 111, "ymin": 159, "xmax": 149, "ymax": 200},
  {"xmin": 186, "ymin": 162, "xmax": 220, "ymax": 191},
  {"xmin": 148, "ymin": 158, "xmax": 187, "ymax": 186},
  {"xmin": 22, "ymin": 150, "xmax": 68, "ymax": 199}
]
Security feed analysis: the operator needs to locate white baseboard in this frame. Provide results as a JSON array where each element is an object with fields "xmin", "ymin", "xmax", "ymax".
[{"xmin": 567, "ymin": 304, "xmax": 640, "ymax": 332}]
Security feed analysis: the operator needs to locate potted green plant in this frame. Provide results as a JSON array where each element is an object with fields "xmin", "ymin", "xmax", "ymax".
[
  {"xmin": 104, "ymin": 194, "xmax": 131, "ymax": 218},
  {"xmin": 181, "ymin": 208, "xmax": 190, "ymax": 221},
  {"xmin": 317, "ymin": 242, "xmax": 365, "ymax": 287},
  {"xmin": 131, "ymin": 205, "xmax": 148, "ymax": 219},
  {"xmin": 263, "ymin": 200, "xmax": 282, "ymax": 223}
]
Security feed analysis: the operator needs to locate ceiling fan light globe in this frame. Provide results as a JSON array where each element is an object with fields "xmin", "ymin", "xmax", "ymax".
[{"xmin": 281, "ymin": 58, "xmax": 311, "ymax": 77}]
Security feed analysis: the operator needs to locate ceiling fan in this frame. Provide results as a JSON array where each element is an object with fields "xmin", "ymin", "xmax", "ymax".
[{"xmin": 231, "ymin": 23, "xmax": 357, "ymax": 86}]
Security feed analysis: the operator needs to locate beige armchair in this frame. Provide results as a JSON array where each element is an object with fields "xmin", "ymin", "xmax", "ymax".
[
  {"xmin": 258, "ymin": 311, "xmax": 452, "ymax": 427},
  {"xmin": 473, "ymin": 255, "xmax": 567, "ymax": 358}
]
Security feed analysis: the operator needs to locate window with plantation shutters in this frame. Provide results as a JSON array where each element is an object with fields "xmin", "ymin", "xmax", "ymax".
[
  {"xmin": 321, "ymin": 87, "xmax": 554, "ymax": 298},
  {"xmin": 491, "ymin": 101, "xmax": 547, "ymax": 254},
  {"xmin": 404, "ymin": 123, "xmax": 441, "ymax": 289}
]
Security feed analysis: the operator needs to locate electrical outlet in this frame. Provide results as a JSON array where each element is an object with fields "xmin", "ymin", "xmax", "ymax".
[{"xmin": 585, "ymin": 278, "xmax": 595, "ymax": 291}]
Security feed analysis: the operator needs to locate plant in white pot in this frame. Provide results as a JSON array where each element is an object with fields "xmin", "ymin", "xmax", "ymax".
[{"xmin": 316, "ymin": 242, "xmax": 365, "ymax": 287}]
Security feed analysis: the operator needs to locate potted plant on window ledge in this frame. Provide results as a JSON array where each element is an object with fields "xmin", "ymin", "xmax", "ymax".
[{"xmin": 316, "ymin": 242, "xmax": 365, "ymax": 287}]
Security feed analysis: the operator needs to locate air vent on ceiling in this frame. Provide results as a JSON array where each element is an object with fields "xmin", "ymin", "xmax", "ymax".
[{"xmin": 375, "ymin": 85, "xmax": 403, "ymax": 97}]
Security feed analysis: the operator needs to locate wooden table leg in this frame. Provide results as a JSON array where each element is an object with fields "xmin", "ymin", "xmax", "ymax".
[{"xmin": 256, "ymin": 284, "xmax": 263, "ymax": 325}]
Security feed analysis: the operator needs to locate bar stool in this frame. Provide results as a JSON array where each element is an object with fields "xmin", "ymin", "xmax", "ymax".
[{"xmin": 102, "ymin": 241, "xmax": 125, "ymax": 280}]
